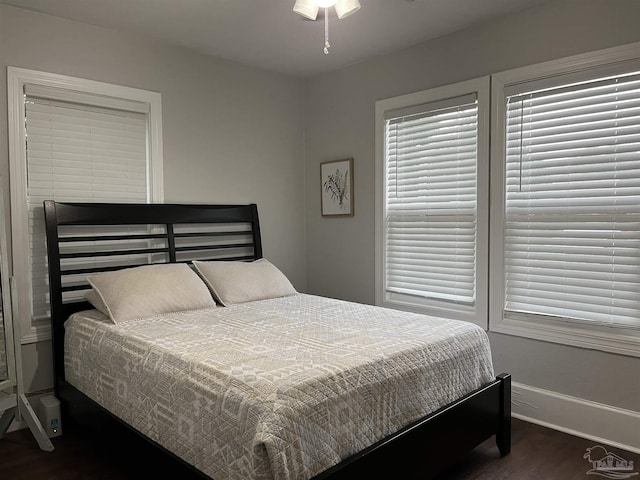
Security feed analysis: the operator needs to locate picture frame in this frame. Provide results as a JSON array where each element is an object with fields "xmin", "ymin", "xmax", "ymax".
[{"xmin": 321, "ymin": 158, "xmax": 354, "ymax": 217}]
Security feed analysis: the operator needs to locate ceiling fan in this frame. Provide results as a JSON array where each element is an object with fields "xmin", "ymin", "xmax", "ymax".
[{"xmin": 292, "ymin": 0, "xmax": 361, "ymax": 54}]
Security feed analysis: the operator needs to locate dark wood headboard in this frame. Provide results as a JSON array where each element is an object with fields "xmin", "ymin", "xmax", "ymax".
[{"xmin": 43, "ymin": 201, "xmax": 262, "ymax": 390}]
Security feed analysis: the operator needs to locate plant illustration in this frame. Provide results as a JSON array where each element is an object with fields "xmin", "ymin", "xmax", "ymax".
[{"xmin": 324, "ymin": 167, "xmax": 349, "ymax": 209}]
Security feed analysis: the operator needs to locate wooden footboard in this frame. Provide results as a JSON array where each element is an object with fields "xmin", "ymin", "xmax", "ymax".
[
  {"xmin": 315, "ymin": 373, "xmax": 511, "ymax": 479},
  {"xmin": 58, "ymin": 373, "xmax": 511, "ymax": 480}
]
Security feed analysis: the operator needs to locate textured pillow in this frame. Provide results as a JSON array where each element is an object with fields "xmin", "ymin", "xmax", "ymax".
[
  {"xmin": 84, "ymin": 289, "xmax": 109, "ymax": 317},
  {"xmin": 193, "ymin": 258, "xmax": 297, "ymax": 306},
  {"xmin": 87, "ymin": 263, "xmax": 216, "ymax": 323}
]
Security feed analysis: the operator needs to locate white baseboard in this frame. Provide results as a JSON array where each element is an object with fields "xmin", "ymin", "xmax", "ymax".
[{"xmin": 512, "ymin": 382, "xmax": 640, "ymax": 454}]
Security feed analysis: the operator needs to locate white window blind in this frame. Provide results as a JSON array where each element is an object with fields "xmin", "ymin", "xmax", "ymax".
[
  {"xmin": 384, "ymin": 94, "xmax": 478, "ymax": 305},
  {"xmin": 504, "ymin": 71, "xmax": 640, "ymax": 328},
  {"xmin": 25, "ymin": 92, "xmax": 149, "ymax": 320}
]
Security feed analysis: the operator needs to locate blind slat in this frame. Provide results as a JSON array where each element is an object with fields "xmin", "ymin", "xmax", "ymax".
[
  {"xmin": 25, "ymin": 94, "xmax": 150, "ymax": 319},
  {"xmin": 503, "ymin": 68, "xmax": 640, "ymax": 328},
  {"xmin": 385, "ymin": 95, "xmax": 478, "ymax": 304}
]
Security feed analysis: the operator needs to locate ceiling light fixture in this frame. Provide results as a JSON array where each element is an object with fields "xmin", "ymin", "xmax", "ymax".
[{"xmin": 293, "ymin": 0, "xmax": 361, "ymax": 55}]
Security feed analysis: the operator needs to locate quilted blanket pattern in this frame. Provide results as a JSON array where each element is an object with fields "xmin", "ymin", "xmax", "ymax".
[{"xmin": 64, "ymin": 293, "xmax": 495, "ymax": 480}]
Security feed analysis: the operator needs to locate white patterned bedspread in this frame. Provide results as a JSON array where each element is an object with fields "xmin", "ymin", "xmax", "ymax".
[{"xmin": 64, "ymin": 293, "xmax": 495, "ymax": 480}]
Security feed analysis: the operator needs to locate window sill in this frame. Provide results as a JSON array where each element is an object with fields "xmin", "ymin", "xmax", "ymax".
[
  {"xmin": 380, "ymin": 292, "xmax": 486, "ymax": 329},
  {"xmin": 490, "ymin": 316, "xmax": 640, "ymax": 358}
]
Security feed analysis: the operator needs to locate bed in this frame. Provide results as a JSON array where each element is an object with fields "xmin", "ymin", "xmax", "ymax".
[{"xmin": 43, "ymin": 200, "xmax": 511, "ymax": 480}]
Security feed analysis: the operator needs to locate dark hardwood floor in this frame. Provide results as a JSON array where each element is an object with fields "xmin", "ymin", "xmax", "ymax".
[{"xmin": 1, "ymin": 417, "xmax": 638, "ymax": 479}]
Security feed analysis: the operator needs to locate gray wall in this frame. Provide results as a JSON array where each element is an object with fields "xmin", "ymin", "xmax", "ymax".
[
  {"xmin": 0, "ymin": 4, "xmax": 306, "ymax": 392},
  {"xmin": 305, "ymin": 0, "xmax": 640, "ymax": 411}
]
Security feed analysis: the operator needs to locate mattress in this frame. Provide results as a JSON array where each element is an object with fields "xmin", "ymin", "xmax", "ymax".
[{"xmin": 64, "ymin": 293, "xmax": 495, "ymax": 480}]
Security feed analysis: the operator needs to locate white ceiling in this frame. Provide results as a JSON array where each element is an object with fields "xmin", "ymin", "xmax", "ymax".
[{"xmin": 1, "ymin": 0, "xmax": 552, "ymax": 77}]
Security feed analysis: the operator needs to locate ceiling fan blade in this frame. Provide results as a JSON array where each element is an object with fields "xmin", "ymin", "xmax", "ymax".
[
  {"xmin": 293, "ymin": 0, "xmax": 319, "ymax": 20},
  {"xmin": 336, "ymin": 0, "xmax": 361, "ymax": 19}
]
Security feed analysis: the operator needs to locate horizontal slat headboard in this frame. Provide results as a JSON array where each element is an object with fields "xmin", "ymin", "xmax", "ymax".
[{"xmin": 43, "ymin": 200, "xmax": 262, "ymax": 388}]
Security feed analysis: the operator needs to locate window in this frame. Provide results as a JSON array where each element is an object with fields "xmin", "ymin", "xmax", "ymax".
[
  {"xmin": 375, "ymin": 78, "xmax": 489, "ymax": 326},
  {"xmin": 8, "ymin": 68, "xmax": 163, "ymax": 342},
  {"xmin": 490, "ymin": 43, "xmax": 640, "ymax": 356}
]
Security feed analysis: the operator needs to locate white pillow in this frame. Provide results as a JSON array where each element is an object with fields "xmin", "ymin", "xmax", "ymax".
[
  {"xmin": 85, "ymin": 289, "xmax": 109, "ymax": 316},
  {"xmin": 192, "ymin": 258, "xmax": 297, "ymax": 306},
  {"xmin": 86, "ymin": 263, "xmax": 216, "ymax": 323}
]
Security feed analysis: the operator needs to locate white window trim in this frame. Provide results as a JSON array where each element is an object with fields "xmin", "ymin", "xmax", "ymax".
[
  {"xmin": 489, "ymin": 41, "xmax": 640, "ymax": 357},
  {"xmin": 7, "ymin": 67, "xmax": 164, "ymax": 344},
  {"xmin": 375, "ymin": 77, "xmax": 490, "ymax": 328}
]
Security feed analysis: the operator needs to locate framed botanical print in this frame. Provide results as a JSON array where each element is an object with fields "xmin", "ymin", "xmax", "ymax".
[{"xmin": 320, "ymin": 158, "xmax": 354, "ymax": 217}]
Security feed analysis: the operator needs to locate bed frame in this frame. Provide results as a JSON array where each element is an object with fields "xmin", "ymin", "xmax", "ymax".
[{"xmin": 43, "ymin": 200, "xmax": 511, "ymax": 479}]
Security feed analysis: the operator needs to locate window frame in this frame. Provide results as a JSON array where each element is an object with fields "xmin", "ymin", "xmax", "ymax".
[
  {"xmin": 7, "ymin": 67, "xmax": 164, "ymax": 344},
  {"xmin": 489, "ymin": 42, "xmax": 640, "ymax": 357},
  {"xmin": 375, "ymin": 77, "xmax": 490, "ymax": 328}
]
